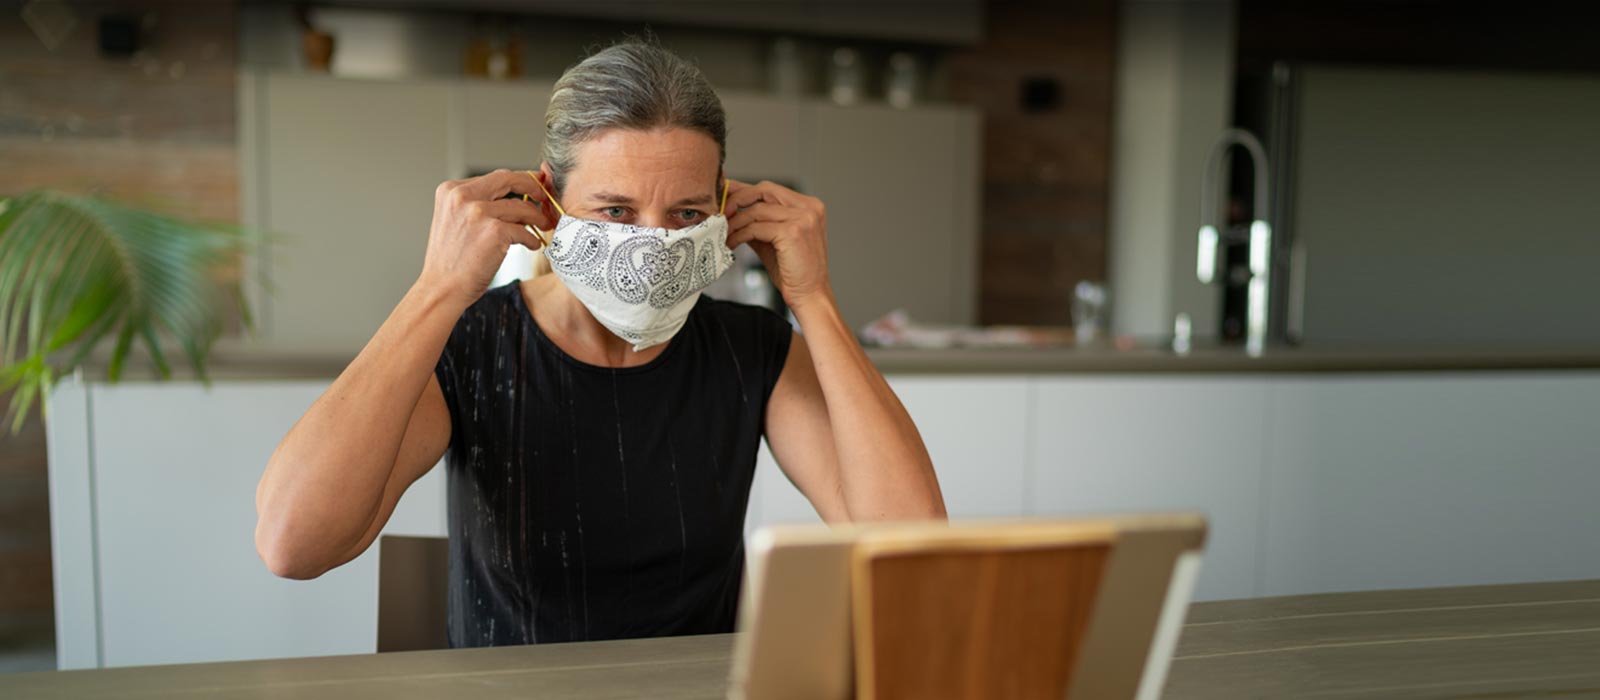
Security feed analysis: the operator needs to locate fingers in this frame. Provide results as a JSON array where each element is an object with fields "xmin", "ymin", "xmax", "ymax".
[
  {"xmin": 494, "ymin": 220, "xmax": 546, "ymax": 251},
  {"xmin": 450, "ymin": 168, "xmax": 544, "ymax": 203},
  {"xmin": 725, "ymin": 179, "xmax": 827, "ymax": 227},
  {"xmin": 747, "ymin": 240, "xmax": 779, "ymax": 276},
  {"xmin": 726, "ymin": 220, "xmax": 785, "ymax": 249},
  {"xmin": 727, "ymin": 201, "xmax": 799, "ymax": 233},
  {"xmin": 725, "ymin": 179, "xmax": 793, "ymax": 212},
  {"xmin": 466, "ymin": 197, "xmax": 549, "ymax": 249},
  {"xmin": 474, "ymin": 198, "xmax": 549, "ymax": 227},
  {"xmin": 721, "ymin": 178, "xmax": 751, "ymax": 215}
]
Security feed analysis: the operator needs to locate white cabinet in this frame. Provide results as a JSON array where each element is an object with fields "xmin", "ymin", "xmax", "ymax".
[
  {"xmin": 46, "ymin": 378, "xmax": 445, "ymax": 669},
  {"xmin": 48, "ymin": 369, "xmax": 1600, "ymax": 668},
  {"xmin": 749, "ymin": 376, "xmax": 1030, "ymax": 527},
  {"xmin": 750, "ymin": 441, "xmax": 813, "ymax": 526},
  {"xmin": 1260, "ymin": 373, "xmax": 1600, "ymax": 596},
  {"xmin": 800, "ymin": 104, "xmax": 981, "ymax": 329},
  {"xmin": 459, "ymin": 80, "xmax": 552, "ymax": 172},
  {"xmin": 1029, "ymin": 377, "xmax": 1269, "ymax": 602},
  {"xmin": 250, "ymin": 74, "xmax": 452, "ymax": 354},
  {"xmin": 721, "ymin": 94, "xmax": 804, "ymax": 182},
  {"xmin": 240, "ymin": 72, "xmax": 983, "ymax": 358},
  {"xmin": 750, "ymin": 371, "xmax": 1600, "ymax": 603},
  {"xmin": 895, "ymin": 377, "xmax": 1029, "ymax": 518}
]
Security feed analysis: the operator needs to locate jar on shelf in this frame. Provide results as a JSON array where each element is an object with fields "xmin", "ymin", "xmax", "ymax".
[{"xmin": 828, "ymin": 47, "xmax": 863, "ymax": 106}]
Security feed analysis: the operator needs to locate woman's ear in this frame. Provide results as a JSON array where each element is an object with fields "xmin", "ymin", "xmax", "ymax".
[
  {"xmin": 533, "ymin": 162, "xmax": 561, "ymax": 227},
  {"xmin": 537, "ymin": 162, "xmax": 556, "ymax": 191}
]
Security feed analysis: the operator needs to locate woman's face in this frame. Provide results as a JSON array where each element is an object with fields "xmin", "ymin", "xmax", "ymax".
[{"xmin": 550, "ymin": 127, "xmax": 722, "ymax": 230}]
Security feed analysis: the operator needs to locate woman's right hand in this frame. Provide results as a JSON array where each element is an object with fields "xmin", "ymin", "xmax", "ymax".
[{"xmin": 418, "ymin": 168, "xmax": 553, "ymax": 308}]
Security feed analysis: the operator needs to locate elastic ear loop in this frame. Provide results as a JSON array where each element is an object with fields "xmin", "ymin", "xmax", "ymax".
[
  {"xmin": 522, "ymin": 170, "xmax": 563, "ymax": 246},
  {"xmin": 719, "ymin": 177, "xmax": 729, "ymax": 215}
]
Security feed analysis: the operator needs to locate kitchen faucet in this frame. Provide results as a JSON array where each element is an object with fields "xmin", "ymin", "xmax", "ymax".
[{"xmin": 1197, "ymin": 128, "xmax": 1272, "ymax": 356}]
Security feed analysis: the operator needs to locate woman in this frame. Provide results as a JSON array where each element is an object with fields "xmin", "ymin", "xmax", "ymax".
[{"xmin": 254, "ymin": 40, "xmax": 945, "ymax": 648}]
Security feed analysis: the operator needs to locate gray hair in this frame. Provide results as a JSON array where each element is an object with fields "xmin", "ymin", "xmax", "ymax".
[{"xmin": 542, "ymin": 40, "xmax": 727, "ymax": 196}]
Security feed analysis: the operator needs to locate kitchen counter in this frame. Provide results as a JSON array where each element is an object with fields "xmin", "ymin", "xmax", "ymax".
[
  {"xmin": 6, "ymin": 579, "xmax": 1597, "ymax": 699},
  {"xmin": 45, "ymin": 362, "xmax": 1600, "ymax": 666},
  {"xmin": 866, "ymin": 343, "xmax": 1600, "ymax": 374},
  {"xmin": 70, "ymin": 342, "xmax": 1600, "ymax": 382}
]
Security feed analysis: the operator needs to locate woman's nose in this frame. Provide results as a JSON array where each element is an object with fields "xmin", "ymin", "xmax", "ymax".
[{"xmin": 640, "ymin": 213, "xmax": 683, "ymax": 230}]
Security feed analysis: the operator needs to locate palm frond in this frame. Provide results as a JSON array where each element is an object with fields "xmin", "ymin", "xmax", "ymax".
[{"xmin": 0, "ymin": 190, "xmax": 260, "ymax": 433}]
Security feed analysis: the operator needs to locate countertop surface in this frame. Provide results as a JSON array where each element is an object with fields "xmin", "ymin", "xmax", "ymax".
[
  {"xmin": 71, "ymin": 341, "xmax": 1600, "ymax": 382},
  {"xmin": 865, "ymin": 343, "xmax": 1600, "ymax": 374},
  {"xmin": 5, "ymin": 579, "xmax": 1597, "ymax": 699}
]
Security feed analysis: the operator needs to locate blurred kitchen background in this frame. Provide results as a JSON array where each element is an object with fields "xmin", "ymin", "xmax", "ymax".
[{"xmin": 4, "ymin": 0, "xmax": 1599, "ymax": 674}]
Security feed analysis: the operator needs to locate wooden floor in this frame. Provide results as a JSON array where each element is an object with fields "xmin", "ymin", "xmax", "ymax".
[{"xmin": 1166, "ymin": 578, "xmax": 1600, "ymax": 699}]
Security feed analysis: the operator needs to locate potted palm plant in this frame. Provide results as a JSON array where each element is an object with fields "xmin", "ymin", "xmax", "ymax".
[{"xmin": 0, "ymin": 190, "xmax": 259, "ymax": 434}]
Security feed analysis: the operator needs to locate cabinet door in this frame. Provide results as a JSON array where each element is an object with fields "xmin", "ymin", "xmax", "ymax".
[
  {"xmin": 88, "ymin": 381, "xmax": 446, "ymax": 667},
  {"xmin": 750, "ymin": 439, "xmax": 812, "ymax": 526},
  {"xmin": 1261, "ymin": 374, "xmax": 1600, "ymax": 597},
  {"xmin": 258, "ymin": 75, "xmax": 451, "ymax": 354},
  {"xmin": 800, "ymin": 103, "xmax": 980, "ymax": 329},
  {"xmin": 721, "ymin": 94, "xmax": 803, "ymax": 183},
  {"xmin": 461, "ymin": 80, "xmax": 552, "ymax": 173},
  {"xmin": 748, "ymin": 376, "xmax": 1027, "ymax": 529},
  {"xmin": 1030, "ymin": 376, "xmax": 1269, "ymax": 602},
  {"xmin": 892, "ymin": 377, "xmax": 1028, "ymax": 518},
  {"xmin": 458, "ymin": 87, "xmax": 805, "ymax": 183}
]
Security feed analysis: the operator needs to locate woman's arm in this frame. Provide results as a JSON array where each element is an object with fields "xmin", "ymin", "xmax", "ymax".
[
  {"xmin": 255, "ymin": 287, "xmax": 457, "ymax": 579},
  {"xmin": 255, "ymin": 169, "xmax": 552, "ymax": 578},
  {"xmin": 764, "ymin": 308, "xmax": 947, "ymax": 522},
  {"xmin": 726, "ymin": 180, "xmax": 946, "ymax": 522}
]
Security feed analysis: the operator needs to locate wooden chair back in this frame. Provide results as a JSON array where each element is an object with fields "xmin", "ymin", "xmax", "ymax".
[{"xmin": 376, "ymin": 534, "xmax": 450, "ymax": 653}]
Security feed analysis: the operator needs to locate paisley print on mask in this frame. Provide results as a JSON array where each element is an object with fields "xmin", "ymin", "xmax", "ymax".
[
  {"xmin": 647, "ymin": 238, "xmax": 701, "ymax": 309},
  {"xmin": 541, "ymin": 209, "xmax": 732, "ymax": 350},
  {"xmin": 606, "ymin": 235, "xmax": 698, "ymax": 308},
  {"xmin": 545, "ymin": 221, "xmax": 609, "ymax": 275},
  {"xmin": 693, "ymin": 239, "xmax": 733, "ymax": 289}
]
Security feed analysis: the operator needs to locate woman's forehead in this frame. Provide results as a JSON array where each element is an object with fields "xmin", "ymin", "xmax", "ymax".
[{"xmin": 567, "ymin": 127, "xmax": 720, "ymax": 198}]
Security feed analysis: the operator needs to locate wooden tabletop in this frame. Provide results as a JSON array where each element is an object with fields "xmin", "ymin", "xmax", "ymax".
[
  {"xmin": 5, "ymin": 579, "xmax": 1598, "ymax": 699},
  {"xmin": 1166, "ymin": 578, "xmax": 1600, "ymax": 699}
]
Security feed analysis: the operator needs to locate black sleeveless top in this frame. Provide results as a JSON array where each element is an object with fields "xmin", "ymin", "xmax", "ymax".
[{"xmin": 431, "ymin": 280, "xmax": 792, "ymax": 647}]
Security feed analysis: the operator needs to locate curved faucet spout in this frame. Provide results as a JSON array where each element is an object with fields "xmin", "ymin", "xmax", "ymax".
[{"xmin": 1196, "ymin": 128, "xmax": 1273, "ymax": 356}]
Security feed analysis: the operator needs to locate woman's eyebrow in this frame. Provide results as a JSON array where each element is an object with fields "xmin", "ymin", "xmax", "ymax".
[
  {"xmin": 586, "ymin": 192, "xmax": 714, "ymax": 207},
  {"xmin": 588, "ymin": 191, "xmax": 634, "ymax": 204}
]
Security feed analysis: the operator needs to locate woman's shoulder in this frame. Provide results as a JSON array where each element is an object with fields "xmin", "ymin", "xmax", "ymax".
[
  {"xmin": 692, "ymin": 295, "xmax": 794, "ymax": 360},
  {"xmin": 446, "ymin": 280, "xmax": 525, "ymax": 342},
  {"xmin": 691, "ymin": 297, "xmax": 794, "ymax": 396},
  {"xmin": 695, "ymin": 295, "xmax": 790, "ymax": 331},
  {"xmin": 460, "ymin": 280, "xmax": 524, "ymax": 318},
  {"xmin": 481, "ymin": 279, "xmax": 526, "ymax": 311}
]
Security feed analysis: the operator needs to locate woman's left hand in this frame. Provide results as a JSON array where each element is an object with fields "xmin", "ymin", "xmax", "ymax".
[{"xmin": 723, "ymin": 179, "xmax": 832, "ymax": 308}]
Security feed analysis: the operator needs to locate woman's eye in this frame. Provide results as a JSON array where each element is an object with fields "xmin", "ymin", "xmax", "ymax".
[
  {"xmin": 603, "ymin": 206, "xmax": 628, "ymax": 219},
  {"xmin": 678, "ymin": 209, "xmax": 704, "ymax": 222}
]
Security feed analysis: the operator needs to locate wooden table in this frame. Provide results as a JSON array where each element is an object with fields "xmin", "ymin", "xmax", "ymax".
[
  {"xmin": 1165, "ymin": 578, "xmax": 1600, "ymax": 699},
  {"xmin": 5, "ymin": 579, "xmax": 1597, "ymax": 699}
]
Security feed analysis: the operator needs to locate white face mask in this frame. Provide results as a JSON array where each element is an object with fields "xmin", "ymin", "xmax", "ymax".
[{"xmin": 527, "ymin": 174, "xmax": 735, "ymax": 351}]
